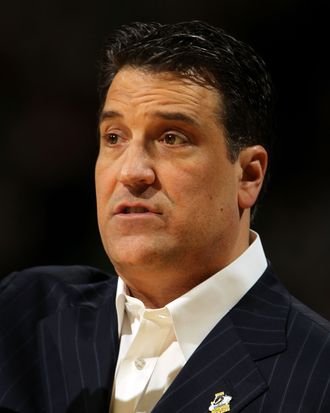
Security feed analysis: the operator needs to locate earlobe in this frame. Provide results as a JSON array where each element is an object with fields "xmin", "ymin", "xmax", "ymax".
[{"xmin": 237, "ymin": 145, "xmax": 268, "ymax": 209}]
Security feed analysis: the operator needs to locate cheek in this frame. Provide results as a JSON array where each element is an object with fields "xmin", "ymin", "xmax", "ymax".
[
  {"xmin": 95, "ymin": 168, "xmax": 113, "ymax": 227},
  {"xmin": 163, "ymin": 172, "xmax": 201, "ymax": 207},
  {"xmin": 95, "ymin": 160, "xmax": 115, "ymax": 199},
  {"xmin": 171, "ymin": 165, "xmax": 219, "ymax": 199},
  {"xmin": 163, "ymin": 168, "xmax": 221, "ymax": 224},
  {"xmin": 179, "ymin": 164, "xmax": 238, "ymax": 222}
]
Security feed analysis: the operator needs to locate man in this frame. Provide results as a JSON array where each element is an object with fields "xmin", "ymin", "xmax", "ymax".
[{"xmin": 0, "ymin": 21, "xmax": 329, "ymax": 413}]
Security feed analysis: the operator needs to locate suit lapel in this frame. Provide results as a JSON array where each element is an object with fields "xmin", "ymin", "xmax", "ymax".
[
  {"xmin": 152, "ymin": 315, "xmax": 267, "ymax": 413},
  {"xmin": 37, "ymin": 278, "xmax": 119, "ymax": 413},
  {"xmin": 230, "ymin": 265, "xmax": 289, "ymax": 361},
  {"xmin": 152, "ymin": 266, "xmax": 289, "ymax": 413}
]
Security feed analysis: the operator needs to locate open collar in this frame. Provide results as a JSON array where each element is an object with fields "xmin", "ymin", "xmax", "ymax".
[{"xmin": 151, "ymin": 266, "xmax": 289, "ymax": 413}]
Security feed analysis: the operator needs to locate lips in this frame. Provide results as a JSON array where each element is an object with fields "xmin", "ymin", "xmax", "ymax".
[
  {"xmin": 122, "ymin": 206, "xmax": 149, "ymax": 214},
  {"xmin": 114, "ymin": 202, "xmax": 160, "ymax": 215}
]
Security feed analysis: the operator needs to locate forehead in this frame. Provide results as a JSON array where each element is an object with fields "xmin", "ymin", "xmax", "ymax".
[{"xmin": 102, "ymin": 67, "xmax": 222, "ymax": 122}]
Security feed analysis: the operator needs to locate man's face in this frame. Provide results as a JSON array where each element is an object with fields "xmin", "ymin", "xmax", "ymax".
[{"xmin": 95, "ymin": 68, "xmax": 245, "ymax": 278}]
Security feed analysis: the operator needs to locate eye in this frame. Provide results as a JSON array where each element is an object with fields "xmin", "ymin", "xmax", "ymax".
[
  {"xmin": 160, "ymin": 132, "xmax": 188, "ymax": 146},
  {"xmin": 103, "ymin": 132, "xmax": 121, "ymax": 145}
]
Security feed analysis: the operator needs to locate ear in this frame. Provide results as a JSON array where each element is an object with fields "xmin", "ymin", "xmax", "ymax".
[{"xmin": 237, "ymin": 145, "xmax": 268, "ymax": 209}]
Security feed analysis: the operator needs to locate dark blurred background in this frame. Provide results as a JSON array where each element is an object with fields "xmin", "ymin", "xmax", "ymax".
[{"xmin": 1, "ymin": 0, "xmax": 329, "ymax": 319}]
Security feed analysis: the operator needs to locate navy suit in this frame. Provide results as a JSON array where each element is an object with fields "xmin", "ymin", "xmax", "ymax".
[{"xmin": 0, "ymin": 264, "xmax": 329, "ymax": 412}]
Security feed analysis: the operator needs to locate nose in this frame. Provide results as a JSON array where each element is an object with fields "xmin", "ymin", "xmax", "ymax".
[{"xmin": 118, "ymin": 141, "xmax": 156, "ymax": 191}]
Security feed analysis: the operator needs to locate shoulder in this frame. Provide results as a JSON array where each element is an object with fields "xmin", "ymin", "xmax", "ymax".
[
  {"xmin": 255, "ymin": 264, "xmax": 330, "ymax": 336},
  {"xmin": 287, "ymin": 295, "xmax": 330, "ymax": 354},
  {"xmin": 0, "ymin": 265, "xmax": 118, "ymax": 317},
  {"xmin": 0, "ymin": 267, "xmax": 118, "ymax": 411},
  {"xmin": 272, "ymin": 296, "xmax": 330, "ymax": 411},
  {"xmin": 1, "ymin": 264, "xmax": 116, "ymax": 287},
  {"xmin": 234, "ymin": 264, "xmax": 330, "ymax": 364},
  {"xmin": 264, "ymin": 265, "xmax": 330, "ymax": 347},
  {"xmin": 290, "ymin": 296, "xmax": 330, "ymax": 332},
  {"xmin": 245, "ymin": 266, "xmax": 330, "ymax": 411}
]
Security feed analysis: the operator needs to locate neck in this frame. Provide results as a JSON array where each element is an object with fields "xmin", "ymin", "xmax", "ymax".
[{"xmin": 121, "ymin": 266, "xmax": 219, "ymax": 308}]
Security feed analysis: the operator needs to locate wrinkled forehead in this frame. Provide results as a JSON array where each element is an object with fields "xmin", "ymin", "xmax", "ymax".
[{"xmin": 102, "ymin": 66, "xmax": 224, "ymax": 122}]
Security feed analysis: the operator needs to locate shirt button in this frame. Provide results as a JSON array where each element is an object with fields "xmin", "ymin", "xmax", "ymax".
[{"xmin": 134, "ymin": 358, "xmax": 146, "ymax": 370}]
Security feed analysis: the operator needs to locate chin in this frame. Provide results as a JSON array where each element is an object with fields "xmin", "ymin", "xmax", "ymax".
[{"xmin": 105, "ymin": 236, "xmax": 166, "ymax": 269}]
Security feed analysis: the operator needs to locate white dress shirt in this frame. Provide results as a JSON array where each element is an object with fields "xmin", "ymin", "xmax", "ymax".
[{"xmin": 110, "ymin": 231, "xmax": 267, "ymax": 413}]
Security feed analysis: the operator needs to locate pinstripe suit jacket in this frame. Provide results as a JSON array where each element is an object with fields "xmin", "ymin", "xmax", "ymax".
[{"xmin": 0, "ymin": 264, "xmax": 329, "ymax": 413}]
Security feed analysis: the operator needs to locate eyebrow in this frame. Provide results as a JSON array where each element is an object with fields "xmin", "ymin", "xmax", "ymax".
[
  {"xmin": 99, "ymin": 110, "xmax": 123, "ymax": 124},
  {"xmin": 152, "ymin": 110, "xmax": 199, "ymax": 126},
  {"xmin": 99, "ymin": 109, "xmax": 199, "ymax": 127}
]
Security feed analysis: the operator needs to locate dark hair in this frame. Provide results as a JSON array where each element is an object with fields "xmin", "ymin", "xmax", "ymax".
[{"xmin": 98, "ymin": 21, "xmax": 275, "ymax": 161}]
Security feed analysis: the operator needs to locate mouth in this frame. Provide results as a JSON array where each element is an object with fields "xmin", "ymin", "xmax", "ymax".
[
  {"xmin": 122, "ymin": 206, "xmax": 150, "ymax": 214},
  {"xmin": 114, "ymin": 203, "xmax": 160, "ymax": 215}
]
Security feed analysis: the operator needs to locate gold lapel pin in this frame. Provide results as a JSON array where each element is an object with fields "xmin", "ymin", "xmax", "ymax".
[{"xmin": 208, "ymin": 392, "xmax": 232, "ymax": 412}]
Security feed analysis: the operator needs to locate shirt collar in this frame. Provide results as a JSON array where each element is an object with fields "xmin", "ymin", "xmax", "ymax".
[
  {"xmin": 115, "ymin": 279, "xmax": 127, "ymax": 336},
  {"xmin": 115, "ymin": 230, "xmax": 267, "ymax": 360},
  {"xmin": 166, "ymin": 231, "xmax": 267, "ymax": 359}
]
